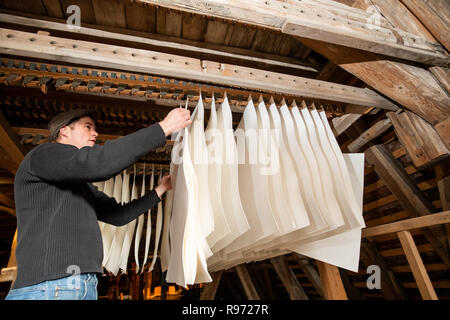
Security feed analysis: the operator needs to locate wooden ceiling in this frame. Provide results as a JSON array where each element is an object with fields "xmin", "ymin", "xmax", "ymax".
[{"xmin": 0, "ymin": 0, "xmax": 449, "ymax": 301}]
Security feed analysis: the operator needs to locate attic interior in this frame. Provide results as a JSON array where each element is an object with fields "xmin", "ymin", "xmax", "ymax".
[{"xmin": 0, "ymin": 0, "xmax": 449, "ymax": 300}]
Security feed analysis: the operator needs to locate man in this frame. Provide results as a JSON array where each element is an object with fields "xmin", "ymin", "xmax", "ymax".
[{"xmin": 5, "ymin": 107, "xmax": 191, "ymax": 300}]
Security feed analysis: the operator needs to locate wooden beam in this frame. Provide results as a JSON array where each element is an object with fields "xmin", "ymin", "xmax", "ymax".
[
  {"xmin": 400, "ymin": 0, "xmax": 450, "ymax": 52},
  {"xmin": 0, "ymin": 13, "xmax": 318, "ymax": 76},
  {"xmin": 296, "ymin": 255, "xmax": 325, "ymax": 298},
  {"xmin": 387, "ymin": 111, "xmax": 449, "ymax": 170},
  {"xmin": 365, "ymin": 144, "xmax": 450, "ymax": 269},
  {"xmin": 316, "ymin": 261, "xmax": 348, "ymax": 300},
  {"xmin": 362, "ymin": 210, "xmax": 450, "ymax": 238},
  {"xmin": 270, "ymin": 255, "xmax": 309, "ymax": 300},
  {"xmin": 0, "ymin": 28, "xmax": 398, "ymax": 110},
  {"xmin": 298, "ymin": 37, "xmax": 450, "ymax": 126},
  {"xmin": 0, "ymin": 205, "xmax": 15, "ymax": 216},
  {"xmin": 347, "ymin": 118, "xmax": 392, "ymax": 152},
  {"xmin": 398, "ymin": 231, "xmax": 438, "ymax": 300},
  {"xmin": 139, "ymin": 0, "xmax": 448, "ymax": 66},
  {"xmin": 235, "ymin": 264, "xmax": 260, "ymax": 300},
  {"xmin": 200, "ymin": 270, "xmax": 223, "ymax": 300},
  {"xmin": 331, "ymin": 113, "xmax": 362, "ymax": 137}
]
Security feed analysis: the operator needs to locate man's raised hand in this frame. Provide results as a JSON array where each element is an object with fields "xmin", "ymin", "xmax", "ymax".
[{"xmin": 158, "ymin": 108, "xmax": 192, "ymax": 137}]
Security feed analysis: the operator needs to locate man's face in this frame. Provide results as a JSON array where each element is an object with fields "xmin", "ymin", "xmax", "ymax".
[{"xmin": 62, "ymin": 116, "xmax": 98, "ymax": 149}]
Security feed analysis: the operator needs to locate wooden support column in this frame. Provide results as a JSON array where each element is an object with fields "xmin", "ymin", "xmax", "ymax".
[
  {"xmin": 365, "ymin": 144, "xmax": 450, "ymax": 269},
  {"xmin": 200, "ymin": 271, "xmax": 223, "ymax": 300},
  {"xmin": 387, "ymin": 111, "xmax": 449, "ymax": 170},
  {"xmin": 316, "ymin": 261, "xmax": 348, "ymax": 300},
  {"xmin": 331, "ymin": 113, "xmax": 362, "ymax": 137},
  {"xmin": 235, "ymin": 264, "xmax": 260, "ymax": 300},
  {"xmin": 270, "ymin": 255, "xmax": 308, "ymax": 300},
  {"xmin": 398, "ymin": 231, "xmax": 438, "ymax": 300}
]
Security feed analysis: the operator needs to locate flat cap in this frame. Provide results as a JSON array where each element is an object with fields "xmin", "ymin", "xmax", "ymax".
[{"xmin": 47, "ymin": 109, "xmax": 97, "ymax": 142}]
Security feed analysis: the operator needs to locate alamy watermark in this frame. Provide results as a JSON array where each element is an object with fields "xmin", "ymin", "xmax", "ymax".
[
  {"xmin": 171, "ymin": 127, "xmax": 281, "ymax": 176},
  {"xmin": 366, "ymin": 265, "xmax": 381, "ymax": 290},
  {"xmin": 66, "ymin": 5, "xmax": 81, "ymax": 30}
]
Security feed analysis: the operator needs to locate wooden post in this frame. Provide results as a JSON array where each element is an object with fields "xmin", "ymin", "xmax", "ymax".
[
  {"xmin": 235, "ymin": 264, "xmax": 260, "ymax": 300},
  {"xmin": 270, "ymin": 255, "xmax": 308, "ymax": 300},
  {"xmin": 316, "ymin": 261, "xmax": 348, "ymax": 300},
  {"xmin": 365, "ymin": 144, "xmax": 450, "ymax": 269},
  {"xmin": 398, "ymin": 231, "xmax": 438, "ymax": 300},
  {"xmin": 200, "ymin": 270, "xmax": 223, "ymax": 300}
]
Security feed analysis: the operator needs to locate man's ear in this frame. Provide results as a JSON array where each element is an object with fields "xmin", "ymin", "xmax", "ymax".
[{"xmin": 59, "ymin": 126, "xmax": 71, "ymax": 140}]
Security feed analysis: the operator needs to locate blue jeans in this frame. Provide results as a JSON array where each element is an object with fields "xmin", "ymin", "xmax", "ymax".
[{"xmin": 5, "ymin": 273, "xmax": 98, "ymax": 300}]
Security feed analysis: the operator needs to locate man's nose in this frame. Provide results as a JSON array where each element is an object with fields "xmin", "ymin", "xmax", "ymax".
[{"xmin": 92, "ymin": 130, "xmax": 98, "ymax": 138}]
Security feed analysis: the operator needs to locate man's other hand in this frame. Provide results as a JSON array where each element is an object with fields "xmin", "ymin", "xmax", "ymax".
[
  {"xmin": 159, "ymin": 108, "xmax": 192, "ymax": 137},
  {"xmin": 155, "ymin": 175, "xmax": 172, "ymax": 199}
]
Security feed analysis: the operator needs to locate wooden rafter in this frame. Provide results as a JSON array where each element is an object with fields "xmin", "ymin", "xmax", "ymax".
[
  {"xmin": 235, "ymin": 264, "xmax": 260, "ymax": 300},
  {"xmin": 0, "ymin": 28, "xmax": 399, "ymax": 110},
  {"xmin": 138, "ymin": 0, "xmax": 448, "ymax": 66},
  {"xmin": 365, "ymin": 144, "xmax": 450, "ymax": 269}
]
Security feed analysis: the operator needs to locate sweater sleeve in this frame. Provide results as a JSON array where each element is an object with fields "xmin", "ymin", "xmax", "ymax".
[
  {"xmin": 29, "ymin": 123, "xmax": 166, "ymax": 183},
  {"xmin": 87, "ymin": 183, "xmax": 161, "ymax": 226}
]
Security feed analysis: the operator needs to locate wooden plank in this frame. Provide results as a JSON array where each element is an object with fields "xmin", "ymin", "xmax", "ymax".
[
  {"xmin": 235, "ymin": 264, "xmax": 260, "ymax": 300},
  {"xmin": 316, "ymin": 261, "xmax": 347, "ymax": 300},
  {"xmin": 387, "ymin": 111, "xmax": 449, "ymax": 169},
  {"xmin": 429, "ymin": 66, "xmax": 450, "ymax": 95},
  {"xmin": 400, "ymin": 0, "xmax": 450, "ymax": 52},
  {"xmin": 139, "ymin": 0, "xmax": 448, "ymax": 66},
  {"xmin": 331, "ymin": 113, "xmax": 362, "ymax": 137},
  {"xmin": 348, "ymin": 118, "xmax": 392, "ymax": 152},
  {"xmin": 362, "ymin": 210, "xmax": 450, "ymax": 238},
  {"xmin": 365, "ymin": 144, "xmax": 450, "ymax": 269},
  {"xmin": 200, "ymin": 270, "xmax": 223, "ymax": 300},
  {"xmin": 299, "ymin": 37, "xmax": 450, "ymax": 126},
  {"xmin": 435, "ymin": 117, "xmax": 450, "ymax": 150},
  {"xmin": 124, "ymin": 1, "xmax": 156, "ymax": 33},
  {"xmin": 270, "ymin": 255, "xmax": 309, "ymax": 300},
  {"xmin": 41, "ymin": 0, "xmax": 64, "ymax": 18},
  {"xmin": 368, "ymin": 0, "xmax": 436, "ymax": 41},
  {"xmin": 296, "ymin": 256, "xmax": 325, "ymax": 298},
  {"xmin": 398, "ymin": 230, "xmax": 438, "ymax": 300},
  {"xmin": 91, "ymin": 0, "xmax": 126, "ymax": 28},
  {"xmin": 0, "ymin": 28, "xmax": 397, "ymax": 110}
]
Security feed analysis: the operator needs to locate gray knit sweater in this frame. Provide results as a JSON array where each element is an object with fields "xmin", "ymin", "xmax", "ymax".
[{"xmin": 12, "ymin": 123, "xmax": 166, "ymax": 289}]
